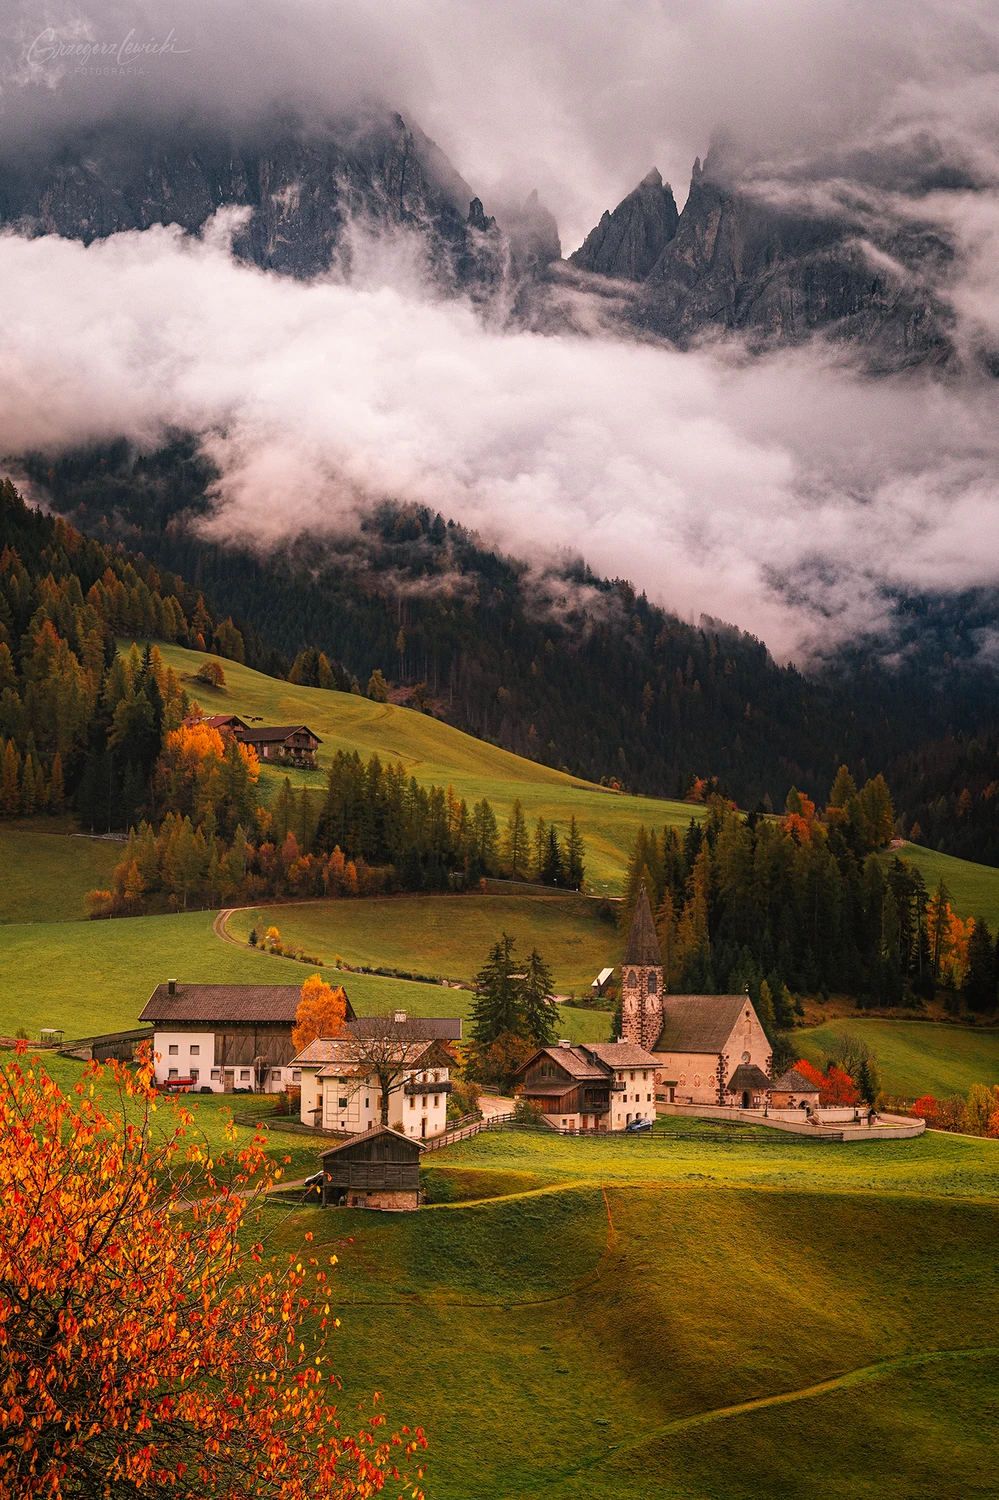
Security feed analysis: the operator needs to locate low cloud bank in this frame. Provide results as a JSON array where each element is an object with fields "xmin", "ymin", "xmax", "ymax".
[{"xmin": 5, "ymin": 212, "xmax": 999, "ymax": 662}]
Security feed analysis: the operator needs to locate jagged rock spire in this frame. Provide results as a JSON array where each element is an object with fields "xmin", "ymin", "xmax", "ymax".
[
  {"xmin": 623, "ymin": 883, "xmax": 662, "ymax": 966},
  {"xmin": 568, "ymin": 168, "xmax": 679, "ymax": 281}
]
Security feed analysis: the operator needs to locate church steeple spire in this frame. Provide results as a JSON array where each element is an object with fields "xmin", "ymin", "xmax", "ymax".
[
  {"xmin": 620, "ymin": 883, "xmax": 664, "ymax": 1050},
  {"xmin": 624, "ymin": 884, "xmax": 662, "ymax": 966}
]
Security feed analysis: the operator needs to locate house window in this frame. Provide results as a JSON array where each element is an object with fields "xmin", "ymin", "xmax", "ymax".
[
  {"xmin": 292, "ymin": 1070, "xmax": 301, "ymax": 1081},
  {"xmin": 168, "ymin": 1068, "xmax": 178, "ymax": 1078},
  {"xmin": 642, "ymin": 1071, "xmax": 647, "ymax": 1080},
  {"xmin": 168, "ymin": 1045, "xmax": 178, "ymax": 1056},
  {"xmin": 433, "ymin": 1095, "xmax": 439, "ymax": 1108},
  {"xmin": 211, "ymin": 1069, "xmax": 220, "ymax": 1080},
  {"xmin": 630, "ymin": 1072, "xmax": 635, "ymax": 1081},
  {"xmin": 272, "ymin": 1069, "xmax": 282, "ymax": 1080},
  {"xmin": 190, "ymin": 1044, "xmax": 200, "ymax": 1056},
  {"xmin": 338, "ymin": 1097, "xmax": 348, "ymax": 1109},
  {"xmin": 432, "ymin": 1071, "xmax": 439, "ymax": 1082},
  {"xmin": 365, "ymin": 1098, "xmax": 370, "ymax": 1108},
  {"xmin": 410, "ymin": 1096, "xmax": 415, "ymax": 1109},
  {"xmin": 240, "ymin": 1070, "xmax": 250, "ymax": 1081},
  {"xmin": 190, "ymin": 1068, "xmax": 199, "ymax": 1082},
  {"xmin": 646, "ymin": 1093, "xmax": 652, "ymax": 1102}
]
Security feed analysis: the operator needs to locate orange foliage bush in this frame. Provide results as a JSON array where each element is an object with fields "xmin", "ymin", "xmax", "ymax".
[{"xmin": 0, "ymin": 1046, "xmax": 425, "ymax": 1499}]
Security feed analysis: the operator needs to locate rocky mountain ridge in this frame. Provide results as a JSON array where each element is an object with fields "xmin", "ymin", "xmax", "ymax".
[{"xmin": 569, "ymin": 154, "xmax": 957, "ymax": 369}]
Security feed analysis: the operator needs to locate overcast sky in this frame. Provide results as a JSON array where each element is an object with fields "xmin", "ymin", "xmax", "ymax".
[{"xmin": 4, "ymin": 1, "xmax": 999, "ymax": 662}]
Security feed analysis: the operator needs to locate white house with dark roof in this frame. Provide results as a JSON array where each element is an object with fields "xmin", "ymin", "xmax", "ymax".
[
  {"xmin": 619, "ymin": 888, "xmax": 772, "ymax": 1106},
  {"xmin": 292, "ymin": 1012, "xmax": 460, "ymax": 1139},
  {"xmin": 139, "ymin": 980, "xmax": 358, "ymax": 1094}
]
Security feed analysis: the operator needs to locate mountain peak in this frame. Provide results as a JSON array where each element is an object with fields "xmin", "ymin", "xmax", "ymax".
[{"xmin": 569, "ymin": 170, "xmax": 680, "ymax": 280}]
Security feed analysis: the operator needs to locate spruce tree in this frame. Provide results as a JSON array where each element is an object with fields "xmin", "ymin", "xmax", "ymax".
[
  {"xmin": 964, "ymin": 919, "xmax": 997, "ymax": 1014},
  {"xmin": 502, "ymin": 798, "xmax": 529, "ymax": 878},
  {"xmin": 565, "ymin": 815, "xmax": 586, "ymax": 889},
  {"xmin": 470, "ymin": 934, "xmax": 523, "ymax": 1047},
  {"xmin": 521, "ymin": 948, "xmax": 559, "ymax": 1045}
]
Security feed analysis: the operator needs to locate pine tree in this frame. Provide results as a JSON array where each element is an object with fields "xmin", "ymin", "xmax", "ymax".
[
  {"xmin": 521, "ymin": 948, "xmax": 559, "ymax": 1045},
  {"xmin": 565, "ymin": 815, "xmax": 586, "ymax": 889},
  {"xmin": 964, "ymin": 918, "xmax": 997, "ymax": 1014},
  {"xmin": 756, "ymin": 979, "xmax": 776, "ymax": 1040},
  {"xmin": 48, "ymin": 751, "xmax": 65, "ymax": 812},
  {"xmin": 501, "ymin": 798, "xmax": 529, "ymax": 879},
  {"xmin": 0, "ymin": 740, "xmax": 20, "ymax": 816},
  {"xmin": 533, "ymin": 817, "xmax": 547, "ymax": 882},
  {"xmin": 470, "ymin": 934, "xmax": 523, "ymax": 1047}
]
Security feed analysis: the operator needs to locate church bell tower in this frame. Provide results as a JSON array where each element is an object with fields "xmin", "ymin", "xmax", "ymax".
[{"xmin": 620, "ymin": 884, "xmax": 664, "ymax": 1051}]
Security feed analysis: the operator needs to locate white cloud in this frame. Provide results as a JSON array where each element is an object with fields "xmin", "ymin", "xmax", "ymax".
[{"xmin": 4, "ymin": 213, "xmax": 999, "ymax": 662}]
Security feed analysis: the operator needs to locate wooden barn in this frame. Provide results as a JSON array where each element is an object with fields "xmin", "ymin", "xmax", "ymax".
[{"xmin": 319, "ymin": 1126, "xmax": 424, "ymax": 1211}]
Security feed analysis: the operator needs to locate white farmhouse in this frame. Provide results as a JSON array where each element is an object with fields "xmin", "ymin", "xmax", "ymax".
[
  {"xmin": 293, "ymin": 1014, "xmax": 461, "ymax": 1140},
  {"xmin": 138, "ymin": 981, "xmax": 357, "ymax": 1094}
]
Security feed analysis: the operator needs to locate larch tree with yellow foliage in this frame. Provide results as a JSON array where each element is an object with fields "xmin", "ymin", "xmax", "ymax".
[{"xmin": 292, "ymin": 974, "xmax": 350, "ymax": 1051}]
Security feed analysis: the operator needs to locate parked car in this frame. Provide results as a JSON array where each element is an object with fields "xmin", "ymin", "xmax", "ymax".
[
  {"xmin": 303, "ymin": 1171, "xmax": 323, "ymax": 1196},
  {"xmin": 625, "ymin": 1116, "xmax": 653, "ymax": 1133}
]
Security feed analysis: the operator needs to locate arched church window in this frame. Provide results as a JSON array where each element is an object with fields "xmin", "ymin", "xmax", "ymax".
[
  {"xmin": 694, "ymin": 1075, "xmax": 701, "ymax": 1087},
  {"xmin": 647, "ymin": 971, "xmax": 657, "ymax": 994},
  {"xmin": 626, "ymin": 970, "xmax": 637, "ymax": 988}
]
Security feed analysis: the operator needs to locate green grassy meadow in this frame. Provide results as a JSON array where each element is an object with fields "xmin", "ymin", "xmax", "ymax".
[
  {"xmin": 0, "ymin": 907, "xmax": 610, "ymax": 1044},
  {"xmin": 799, "ymin": 1016, "xmax": 999, "ymax": 1098},
  {"xmin": 889, "ymin": 841, "xmax": 999, "ymax": 929},
  {"xmin": 249, "ymin": 1125, "xmax": 999, "ymax": 1500},
  {"xmin": 229, "ymin": 891, "xmax": 620, "ymax": 995},
  {"xmin": 0, "ymin": 825, "xmax": 119, "ymax": 923},
  {"xmin": 132, "ymin": 639, "xmax": 703, "ymax": 894}
]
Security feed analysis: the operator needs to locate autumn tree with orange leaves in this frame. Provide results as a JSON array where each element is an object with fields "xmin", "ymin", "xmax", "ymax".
[
  {"xmin": 293, "ymin": 974, "xmax": 349, "ymax": 1051},
  {"xmin": 0, "ymin": 1046, "xmax": 426, "ymax": 1500}
]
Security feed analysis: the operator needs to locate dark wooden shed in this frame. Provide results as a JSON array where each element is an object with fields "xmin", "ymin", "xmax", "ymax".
[{"xmin": 320, "ymin": 1126, "xmax": 424, "ymax": 1212}]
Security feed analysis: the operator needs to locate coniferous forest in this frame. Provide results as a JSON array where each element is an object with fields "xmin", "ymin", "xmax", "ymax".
[
  {"xmin": 620, "ymin": 777, "xmax": 999, "ymax": 1026},
  {"xmin": 25, "ymin": 440, "xmax": 999, "ymax": 828}
]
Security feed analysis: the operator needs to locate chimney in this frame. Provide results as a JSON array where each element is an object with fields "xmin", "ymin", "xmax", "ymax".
[
  {"xmin": 393, "ymin": 1010, "xmax": 407, "ymax": 1024},
  {"xmin": 559, "ymin": 1038, "xmax": 572, "ymax": 1048},
  {"xmin": 167, "ymin": 979, "xmax": 176, "ymax": 996}
]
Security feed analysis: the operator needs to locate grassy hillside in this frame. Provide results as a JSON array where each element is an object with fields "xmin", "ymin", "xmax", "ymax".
[
  {"xmin": 133, "ymin": 639, "xmax": 703, "ymax": 894},
  {"xmin": 0, "ymin": 909, "xmax": 610, "ymax": 1044},
  {"xmin": 253, "ymin": 1126, "xmax": 999, "ymax": 1500},
  {"xmin": 0, "ymin": 825, "xmax": 119, "ymax": 923},
  {"xmin": 228, "ymin": 892, "xmax": 620, "ymax": 995},
  {"xmin": 889, "ymin": 840, "xmax": 999, "ymax": 929},
  {"xmin": 799, "ymin": 1016, "xmax": 999, "ymax": 1098}
]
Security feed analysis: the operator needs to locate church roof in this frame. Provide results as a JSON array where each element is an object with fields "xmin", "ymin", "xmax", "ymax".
[
  {"xmin": 725, "ymin": 1063, "xmax": 773, "ymax": 1094},
  {"xmin": 653, "ymin": 994, "xmax": 750, "ymax": 1054},
  {"xmin": 623, "ymin": 885, "xmax": 662, "ymax": 966},
  {"xmin": 773, "ymin": 1067, "xmax": 821, "ymax": 1094}
]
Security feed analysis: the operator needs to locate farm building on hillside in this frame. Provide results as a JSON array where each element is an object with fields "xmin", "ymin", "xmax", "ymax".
[
  {"xmin": 139, "ymin": 981, "xmax": 357, "ymax": 1093},
  {"xmin": 182, "ymin": 713, "xmax": 249, "ymax": 733},
  {"xmin": 620, "ymin": 886, "xmax": 772, "ymax": 1106},
  {"xmin": 511, "ymin": 1038, "xmax": 660, "ymax": 1131},
  {"xmin": 293, "ymin": 1012, "xmax": 461, "ymax": 1139},
  {"xmin": 235, "ymin": 724, "xmax": 322, "ymax": 768},
  {"xmin": 319, "ymin": 1127, "xmax": 424, "ymax": 1211}
]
